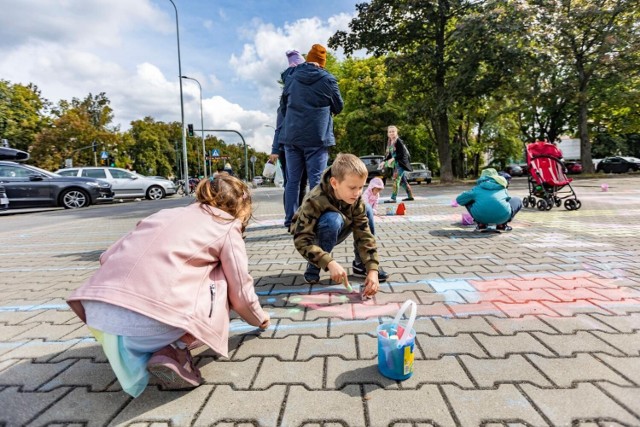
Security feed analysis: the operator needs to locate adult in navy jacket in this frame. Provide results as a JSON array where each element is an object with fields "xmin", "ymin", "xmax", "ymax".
[{"xmin": 278, "ymin": 44, "xmax": 344, "ymax": 227}]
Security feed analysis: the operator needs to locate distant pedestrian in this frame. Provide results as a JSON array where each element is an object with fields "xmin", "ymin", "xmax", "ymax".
[
  {"xmin": 290, "ymin": 153, "xmax": 388, "ymax": 296},
  {"xmin": 270, "ymin": 49, "xmax": 308, "ymax": 210},
  {"xmin": 383, "ymin": 125, "xmax": 414, "ymax": 203},
  {"xmin": 67, "ymin": 175, "xmax": 270, "ymax": 397},
  {"xmin": 279, "ymin": 43, "xmax": 344, "ymax": 227},
  {"xmin": 455, "ymin": 168, "xmax": 522, "ymax": 232}
]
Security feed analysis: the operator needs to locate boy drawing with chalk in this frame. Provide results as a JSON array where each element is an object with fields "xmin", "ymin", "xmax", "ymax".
[{"xmin": 290, "ymin": 153, "xmax": 389, "ymax": 298}]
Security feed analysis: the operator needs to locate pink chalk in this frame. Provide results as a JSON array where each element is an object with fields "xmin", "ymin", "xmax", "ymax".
[
  {"xmin": 451, "ymin": 199, "xmax": 459, "ymax": 207},
  {"xmin": 601, "ymin": 183, "xmax": 609, "ymax": 192},
  {"xmin": 461, "ymin": 213, "xmax": 474, "ymax": 225}
]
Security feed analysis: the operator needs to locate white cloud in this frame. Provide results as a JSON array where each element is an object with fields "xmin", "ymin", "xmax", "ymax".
[{"xmin": 0, "ymin": 1, "xmax": 356, "ymax": 155}]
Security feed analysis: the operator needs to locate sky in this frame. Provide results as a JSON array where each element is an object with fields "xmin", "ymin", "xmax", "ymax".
[{"xmin": 0, "ymin": 0, "xmax": 364, "ymax": 154}]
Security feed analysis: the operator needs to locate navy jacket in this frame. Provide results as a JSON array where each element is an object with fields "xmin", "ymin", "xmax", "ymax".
[{"xmin": 278, "ymin": 63, "xmax": 343, "ymax": 148}]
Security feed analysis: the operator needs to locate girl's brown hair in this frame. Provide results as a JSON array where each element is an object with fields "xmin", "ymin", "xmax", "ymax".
[{"xmin": 195, "ymin": 175, "xmax": 252, "ymax": 231}]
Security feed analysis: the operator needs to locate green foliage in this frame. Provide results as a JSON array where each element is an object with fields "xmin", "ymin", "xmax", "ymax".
[{"xmin": 0, "ymin": 80, "xmax": 50, "ymax": 152}]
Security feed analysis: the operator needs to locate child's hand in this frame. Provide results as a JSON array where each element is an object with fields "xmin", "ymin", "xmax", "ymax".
[
  {"xmin": 362, "ymin": 270, "xmax": 380, "ymax": 298},
  {"xmin": 327, "ymin": 260, "xmax": 348, "ymax": 285},
  {"xmin": 259, "ymin": 315, "xmax": 271, "ymax": 330}
]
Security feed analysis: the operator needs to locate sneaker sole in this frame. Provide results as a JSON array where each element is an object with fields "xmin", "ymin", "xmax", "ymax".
[{"xmin": 148, "ymin": 356, "xmax": 200, "ymax": 389}]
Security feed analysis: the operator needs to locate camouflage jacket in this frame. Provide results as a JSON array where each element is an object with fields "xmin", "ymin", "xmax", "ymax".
[{"xmin": 290, "ymin": 168, "xmax": 379, "ymax": 272}]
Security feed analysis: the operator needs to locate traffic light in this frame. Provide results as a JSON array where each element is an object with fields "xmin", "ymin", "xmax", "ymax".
[{"xmin": 187, "ymin": 124, "xmax": 194, "ymax": 137}]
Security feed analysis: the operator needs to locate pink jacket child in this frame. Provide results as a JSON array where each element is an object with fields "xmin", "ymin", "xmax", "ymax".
[
  {"xmin": 363, "ymin": 177, "xmax": 385, "ymax": 212},
  {"xmin": 67, "ymin": 175, "xmax": 270, "ymax": 397}
]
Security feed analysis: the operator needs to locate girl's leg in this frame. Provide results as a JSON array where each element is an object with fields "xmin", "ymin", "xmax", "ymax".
[
  {"xmin": 390, "ymin": 169, "xmax": 400, "ymax": 201},
  {"xmin": 398, "ymin": 168, "xmax": 413, "ymax": 198}
]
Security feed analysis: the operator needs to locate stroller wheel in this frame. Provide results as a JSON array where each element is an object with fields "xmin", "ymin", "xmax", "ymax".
[
  {"xmin": 527, "ymin": 196, "xmax": 536, "ymax": 207},
  {"xmin": 537, "ymin": 199, "xmax": 548, "ymax": 210},
  {"xmin": 574, "ymin": 200, "xmax": 582, "ymax": 210},
  {"xmin": 523, "ymin": 197, "xmax": 530, "ymax": 208},
  {"xmin": 564, "ymin": 199, "xmax": 577, "ymax": 210},
  {"xmin": 554, "ymin": 197, "xmax": 562, "ymax": 207}
]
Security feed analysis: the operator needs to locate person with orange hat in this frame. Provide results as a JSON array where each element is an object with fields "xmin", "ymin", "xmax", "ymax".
[{"xmin": 278, "ymin": 43, "xmax": 344, "ymax": 228}]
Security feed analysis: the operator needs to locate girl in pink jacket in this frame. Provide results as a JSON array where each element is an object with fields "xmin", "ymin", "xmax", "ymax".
[
  {"xmin": 67, "ymin": 175, "xmax": 270, "ymax": 397},
  {"xmin": 363, "ymin": 177, "xmax": 385, "ymax": 213}
]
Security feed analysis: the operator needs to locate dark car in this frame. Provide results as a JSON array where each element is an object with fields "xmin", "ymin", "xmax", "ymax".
[
  {"xmin": 564, "ymin": 161, "xmax": 583, "ymax": 174},
  {"xmin": 359, "ymin": 154, "xmax": 386, "ymax": 183},
  {"xmin": 596, "ymin": 156, "xmax": 640, "ymax": 174},
  {"xmin": 0, "ymin": 161, "xmax": 114, "ymax": 209},
  {"xmin": 487, "ymin": 160, "xmax": 524, "ymax": 177}
]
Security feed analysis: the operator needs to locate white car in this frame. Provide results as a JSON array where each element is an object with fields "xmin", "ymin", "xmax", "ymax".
[
  {"xmin": 55, "ymin": 167, "xmax": 176, "ymax": 200},
  {"xmin": 252, "ymin": 175, "xmax": 264, "ymax": 186}
]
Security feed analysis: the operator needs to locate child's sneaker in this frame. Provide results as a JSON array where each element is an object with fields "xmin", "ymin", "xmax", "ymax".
[
  {"xmin": 474, "ymin": 223, "xmax": 488, "ymax": 232},
  {"xmin": 352, "ymin": 261, "xmax": 389, "ymax": 282},
  {"xmin": 496, "ymin": 224, "xmax": 513, "ymax": 232},
  {"xmin": 304, "ymin": 263, "xmax": 320, "ymax": 284},
  {"xmin": 147, "ymin": 345, "xmax": 201, "ymax": 390},
  {"xmin": 383, "ymin": 199, "xmax": 397, "ymax": 204}
]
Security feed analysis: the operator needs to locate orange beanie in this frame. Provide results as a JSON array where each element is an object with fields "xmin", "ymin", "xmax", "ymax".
[{"xmin": 306, "ymin": 44, "xmax": 327, "ymax": 68}]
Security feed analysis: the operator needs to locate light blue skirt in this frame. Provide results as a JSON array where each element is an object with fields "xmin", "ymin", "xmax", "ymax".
[{"xmin": 89, "ymin": 327, "xmax": 185, "ymax": 397}]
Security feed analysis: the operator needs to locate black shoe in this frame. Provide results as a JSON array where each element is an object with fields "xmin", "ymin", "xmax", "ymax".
[
  {"xmin": 304, "ymin": 263, "xmax": 320, "ymax": 284},
  {"xmin": 383, "ymin": 199, "xmax": 397, "ymax": 204},
  {"xmin": 352, "ymin": 261, "xmax": 389, "ymax": 283},
  {"xmin": 402, "ymin": 197, "xmax": 415, "ymax": 201},
  {"xmin": 496, "ymin": 224, "xmax": 513, "ymax": 232},
  {"xmin": 474, "ymin": 223, "xmax": 488, "ymax": 232}
]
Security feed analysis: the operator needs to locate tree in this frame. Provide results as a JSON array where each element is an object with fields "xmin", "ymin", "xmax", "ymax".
[
  {"xmin": 0, "ymin": 80, "xmax": 50, "ymax": 152},
  {"xmin": 531, "ymin": 0, "xmax": 640, "ymax": 172},
  {"xmin": 330, "ymin": 0, "xmax": 529, "ymax": 181}
]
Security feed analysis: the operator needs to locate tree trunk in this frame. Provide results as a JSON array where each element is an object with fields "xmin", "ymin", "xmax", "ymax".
[
  {"xmin": 434, "ymin": 111, "xmax": 453, "ymax": 182},
  {"xmin": 578, "ymin": 95, "xmax": 594, "ymax": 173}
]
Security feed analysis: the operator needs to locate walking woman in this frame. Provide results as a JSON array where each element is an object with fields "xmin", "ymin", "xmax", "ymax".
[{"xmin": 383, "ymin": 125, "xmax": 414, "ymax": 203}]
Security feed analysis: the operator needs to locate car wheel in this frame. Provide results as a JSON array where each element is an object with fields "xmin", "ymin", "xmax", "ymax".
[
  {"xmin": 627, "ymin": 167, "xmax": 634, "ymax": 173},
  {"xmin": 426, "ymin": 179, "xmax": 431, "ymax": 184},
  {"xmin": 60, "ymin": 189, "xmax": 90, "ymax": 209},
  {"xmin": 146, "ymin": 185, "xmax": 166, "ymax": 200}
]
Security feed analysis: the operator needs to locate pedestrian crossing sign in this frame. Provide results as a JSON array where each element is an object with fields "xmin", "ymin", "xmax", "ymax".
[{"xmin": 211, "ymin": 149, "xmax": 220, "ymax": 158}]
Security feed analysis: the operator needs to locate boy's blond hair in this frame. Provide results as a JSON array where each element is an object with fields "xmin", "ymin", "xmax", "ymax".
[
  {"xmin": 330, "ymin": 153, "xmax": 368, "ymax": 181},
  {"xmin": 195, "ymin": 175, "xmax": 253, "ymax": 232}
]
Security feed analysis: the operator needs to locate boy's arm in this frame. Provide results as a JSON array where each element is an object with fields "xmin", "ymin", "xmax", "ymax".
[
  {"xmin": 456, "ymin": 189, "xmax": 475, "ymax": 206},
  {"xmin": 292, "ymin": 199, "xmax": 334, "ymax": 270},
  {"xmin": 351, "ymin": 201, "xmax": 379, "ymax": 272}
]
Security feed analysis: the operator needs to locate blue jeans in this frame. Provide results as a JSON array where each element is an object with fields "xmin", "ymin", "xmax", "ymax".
[
  {"xmin": 284, "ymin": 145, "xmax": 329, "ymax": 226},
  {"xmin": 305, "ymin": 204, "xmax": 375, "ymax": 278},
  {"xmin": 279, "ymin": 148, "xmax": 307, "ymax": 208}
]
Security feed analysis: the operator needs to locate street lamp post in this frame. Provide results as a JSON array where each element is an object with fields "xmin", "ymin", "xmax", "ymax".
[
  {"xmin": 168, "ymin": 0, "xmax": 189, "ymax": 193},
  {"xmin": 181, "ymin": 75, "xmax": 207, "ymax": 178}
]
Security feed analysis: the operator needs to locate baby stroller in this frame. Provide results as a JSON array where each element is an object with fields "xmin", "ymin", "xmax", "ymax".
[{"xmin": 522, "ymin": 140, "xmax": 582, "ymax": 211}]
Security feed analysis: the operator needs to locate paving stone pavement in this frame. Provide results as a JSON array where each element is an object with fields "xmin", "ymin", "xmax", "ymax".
[{"xmin": 1, "ymin": 176, "xmax": 639, "ymax": 426}]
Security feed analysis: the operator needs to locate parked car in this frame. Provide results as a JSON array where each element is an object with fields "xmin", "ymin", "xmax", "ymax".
[
  {"xmin": 0, "ymin": 184, "xmax": 8, "ymax": 210},
  {"xmin": 55, "ymin": 167, "xmax": 176, "ymax": 200},
  {"xmin": 596, "ymin": 156, "xmax": 640, "ymax": 174},
  {"xmin": 405, "ymin": 162, "xmax": 432, "ymax": 184},
  {"xmin": 564, "ymin": 161, "xmax": 583, "ymax": 174},
  {"xmin": 359, "ymin": 154, "xmax": 386, "ymax": 183},
  {"xmin": 252, "ymin": 175, "xmax": 264, "ymax": 186},
  {"xmin": 0, "ymin": 147, "xmax": 30, "ymax": 162},
  {"xmin": 487, "ymin": 160, "xmax": 524, "ymax": 177},
  {"xmin": 0, "ymin": 161, "xmax": 113, "ymax": 209}
]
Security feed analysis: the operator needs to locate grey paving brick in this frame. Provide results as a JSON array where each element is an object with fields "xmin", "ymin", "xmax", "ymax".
[
  {"xmin": 591, "ymin": 330, "xmax": 640, "ymax": 356},
  {"xmin": 0, "ymin": 386, "xmax": 70, "ymax": 427},
  {"xmin": 109, "ymin": 385, "xmax": 212, "ymax": 426},
  {"xmin": 296, "ymin": 335, "xmax": 357, "ymax": 360},
  {"xmin": 326, "ymin": 357, "xmax": 399, "ymax": 389},
  {"xmin": 537, "ymin": 313, "xmax": 619, "ymax": 333},
  {"xmin": 484, "ymin": 315, "xmax": 557, "ymax": 334},
  {"xmin": 28, "ymin": 387, "xmax": 130, "ymax": 427},
  {"xmin": 194, "ymin": 385, "xmax": 285, "ymax": 426},
  {"xmin": 532, "ymin": 331, "xmax": 626, "ymax": 356},
  {"xmin": 12, "ymin": 323, "xmax": 84, "ymax": 341},
  {"xmin": 526, "ymin": 353, "xmax": 633, "ymax": 387},
  {"xmin": 459, "ymin": 354, "xmax": 553, "ymax": 388},
  {"xmin": 433, "ymin": 316, "xmax": 498, "ymax": 336},
  {"xmin": 442, "ymin": 384, "xmax": 549, "ymax": 426},
  {"xmin": 401, "ymin": 356, "xmax": 475, "ymax": 388},
  {"xmin": 280, "ymin": 385, "xmax": 366, "ymax": 426},
  {"xmin": 474, "ymin": 332, "xmax": 555, "ymax": 357},
  {"xmin": 196, "ymin": 357, "xmax": 260, "ymax": 389},
  {"xmin": 39, "ymin": 359, "xmax": 115, "ymax": 392},
  {"xmin": 598, "ymin": 383, "xmax": 640, "ymax": 419},
  {"xmin": 364, "ymin": 385, "xmax": 456, "ymax": 426},
  {"xmin": 252, "ymin": 357, "xmax": 324, "ymax": 389},
  {"xmin": 419, "ymin": 334, "xmax": 489, "ymax": 359},
  {"xmin": 596, "ymin": 355, "xmax": 640, "ymax": 385},
  {"xmin": 329, "ymin": 318, "xmax": 380, "ymax": 338},
  {"xmin": 231, "ymin": 336, "xmax": 298, "ymax": 361},
  {"xmin": 521, "ymin": 383, "xmax": 640, "ymax": 426},
  {"xmin": 274, "ymin": 318, "xmax": 329, "ymax": 338}
]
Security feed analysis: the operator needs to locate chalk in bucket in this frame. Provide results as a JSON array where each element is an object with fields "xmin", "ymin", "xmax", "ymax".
[{"xmin": 377, "ymin": 299, "xmax": 417, "ymax": 380}]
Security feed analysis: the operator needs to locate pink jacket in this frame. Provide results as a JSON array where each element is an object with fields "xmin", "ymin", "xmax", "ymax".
[{"xmin": 67, "ymin": 203, "xmax": 267, "ymax": 358}]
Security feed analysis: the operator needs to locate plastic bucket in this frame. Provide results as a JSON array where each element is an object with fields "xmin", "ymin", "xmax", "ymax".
[{"xmin": 377, "ymin": 300, "xmax": 417, "ymax": 380}]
